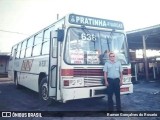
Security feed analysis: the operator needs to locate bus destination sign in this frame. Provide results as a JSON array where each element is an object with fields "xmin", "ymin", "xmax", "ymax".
[{"xmin": 69, "ymin": 14, "xmax": 124, "ymax": 30}]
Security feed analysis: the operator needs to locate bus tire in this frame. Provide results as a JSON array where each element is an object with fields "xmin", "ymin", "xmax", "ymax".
[{"xmin": 39, "ymin": 78, "xmax": 52, "ymax": 105}]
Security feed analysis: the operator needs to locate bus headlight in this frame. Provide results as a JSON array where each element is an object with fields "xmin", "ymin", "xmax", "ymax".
[{"xmin": 63, "ymin": 77, "xmax": 84, "ymax": 87}]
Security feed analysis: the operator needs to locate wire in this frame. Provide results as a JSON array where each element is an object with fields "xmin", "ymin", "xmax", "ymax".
[{"xmin": 0, "ymin": 29, "xmax": 28, "ymax": 35}]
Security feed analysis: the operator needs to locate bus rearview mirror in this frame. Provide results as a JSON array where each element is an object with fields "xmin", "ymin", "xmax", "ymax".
[{"xmin": 57, "ymin": 29, "xmax": 64, "ymax": 42}]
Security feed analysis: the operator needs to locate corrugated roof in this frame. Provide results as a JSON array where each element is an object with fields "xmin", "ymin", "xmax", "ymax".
[
  {"xmin": 127, "ymin": 24, "xmax": 160, "ymax": 50},
  {"xmin": 127, "ymin": 24, "xmax": 160, "ymax": 34}
]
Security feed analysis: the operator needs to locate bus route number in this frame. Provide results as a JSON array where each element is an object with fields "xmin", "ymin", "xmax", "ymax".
[{"xmin": 81, "ymin": 33, "xmax": 96, "ymax": 41}]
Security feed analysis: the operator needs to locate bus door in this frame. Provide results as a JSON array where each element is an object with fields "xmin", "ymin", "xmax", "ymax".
[{"xmin": 48, "ymin": 30, "xmax": 60, "ymax": 99}]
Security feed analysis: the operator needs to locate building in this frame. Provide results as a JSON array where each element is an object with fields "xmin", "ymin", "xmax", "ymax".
[
  {"xmin": 127, "ymin": 24, "xmax": 160, "ymax": 81},
  {"xmin": 0, "ymin": 52, "xmax": 10, "ymax": 77}
]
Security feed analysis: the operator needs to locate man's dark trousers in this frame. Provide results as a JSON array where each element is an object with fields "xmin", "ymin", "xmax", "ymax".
[{"xmin": 107, "ymin": 78, "xmax": 121, "ymax": 111}]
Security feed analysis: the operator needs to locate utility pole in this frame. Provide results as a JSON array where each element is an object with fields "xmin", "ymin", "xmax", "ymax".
[{"xmin": 142, "ymin": 35, "xmax": 149, "ymax": 81}]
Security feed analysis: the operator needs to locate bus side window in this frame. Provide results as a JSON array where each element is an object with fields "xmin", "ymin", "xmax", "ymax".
[
  {"xmin": 10, "ymin": 47, "xmax": 13, "ymax": 60},
  {"xmin": 16, "ymin": 44, "xmax": 21, "ymax": 59},
  {"xmin": 32, "ymin": 44, "xmax": 41, "ymax": 56},
  {"xmin": 32, "ymin": 32, "xmax": 43, "ymax": 56},
  {"xmin": 20, "ymin": 40, "xmax": 27, "ymax": 58},
  {"xmin": 42, "ymin": 29, "xmax": 50, "ymax": 55},
  {"xmin": 44, "ymin": 29, "xmax": 50, "ymax": 42},
  {"xmin": 10, "ymin": 45, "xmax": 17, "ymax": 60},
  {"xmin": 42, "ymin": 41, "xmax": 49, "ymax": 55},
  {"xmin": 26, "ymin": 37, "xmax": 34, "ymax": 57}
]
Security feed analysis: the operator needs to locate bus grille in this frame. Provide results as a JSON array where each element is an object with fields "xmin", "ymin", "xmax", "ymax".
[
  {"xmin": 84, "ymin": 76, "xmax": 103, "ymax": 87},
  {"xmin": 71, "ymin": 68, "xmax": 130, "ymax": 87},
  {"xmin": 73, "ymin": 69, "xmax": 103, "ymax": 76}
]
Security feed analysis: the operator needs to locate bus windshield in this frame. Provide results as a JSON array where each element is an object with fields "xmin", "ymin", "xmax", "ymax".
[{"xmin": 65, "ymin": 27, "xmax": 128, "ymax": 65}]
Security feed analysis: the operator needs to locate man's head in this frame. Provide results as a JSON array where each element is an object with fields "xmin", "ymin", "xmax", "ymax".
[{"xmin": 109, "ymin": 52, "xmax": 115, "ymax": 62}]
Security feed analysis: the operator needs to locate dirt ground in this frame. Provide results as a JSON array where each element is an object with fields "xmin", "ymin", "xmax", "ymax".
[{"xmin": 0, "ymin": 78, "xmax": 160, "ymax": 120}]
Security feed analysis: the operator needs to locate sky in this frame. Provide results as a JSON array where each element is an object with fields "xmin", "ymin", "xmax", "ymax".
[{"xmin": 0, "ymin": 0, "xmax": 160, "ymax": 53}]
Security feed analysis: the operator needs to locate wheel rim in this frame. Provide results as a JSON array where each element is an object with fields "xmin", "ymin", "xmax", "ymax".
[{"xmin": 41, "ymin": 83, "xmax": 48, "ymax": 100}]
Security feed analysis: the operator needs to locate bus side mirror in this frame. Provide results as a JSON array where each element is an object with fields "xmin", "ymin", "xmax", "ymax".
[{"xmin": 57, "ymin": 29, "xmax": 64, "ymax": 42}]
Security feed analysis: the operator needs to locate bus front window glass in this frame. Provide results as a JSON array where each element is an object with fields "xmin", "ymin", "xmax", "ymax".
[
  {"xmin": 65, "ymin": 28, "xmax": 128, "ymax": 65},
  {"xmin": 65, "ymin": 28, "xmax": 100, "ymax": 64},
  {"xmin": 100, "ymin": 32, "xmax": 128, "ymax": 64}
]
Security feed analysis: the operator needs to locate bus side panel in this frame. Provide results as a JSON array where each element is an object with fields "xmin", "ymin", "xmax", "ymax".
[
  {"xmin": 18, "ymin": 56, "xmax": 49, "ymax": 92},
  {"xmin": 19, "ymin": 72, "xmax": 39, "ymax": 92}
]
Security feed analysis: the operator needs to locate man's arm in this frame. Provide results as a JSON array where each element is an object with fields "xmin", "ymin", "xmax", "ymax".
[
  {"xmin": 104, "ymin": 71, "xmax": 109, "ymax": 86},
  {"xmin": 119, "ymin": 62, "xmax": 123, "ymax": 86},
  {"xmin": 120, "ymin": 72, "xmax": 123, "ymax": 86}
]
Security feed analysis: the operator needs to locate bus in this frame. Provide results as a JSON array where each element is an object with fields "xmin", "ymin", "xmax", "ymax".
[{"xmin": 8, "ymin": 13, "xmax": 133, "ymax": 103}]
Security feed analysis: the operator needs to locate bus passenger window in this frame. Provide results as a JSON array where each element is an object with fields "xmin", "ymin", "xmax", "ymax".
[
  {"xmin": 42, "ymin": 41, "xmax": 49, "ymax": 55},
  {"xmin": 25, "ymin": 47, "xmax": 32, "ymax": 57},
  {"xmin": 16, "ymin": 44, "xmax": 21, "ymax": 59},
  {"xmin": 20, "ymin": 40, "xmax": 27, "ymax": 58},
  {"xmin": 32, "ymin": 44, "xmax": 41, "ymax": 56},
  {"xmin": 34, "ymin": 32, "xmax": 43, "ymax": 45},
  {"xmin": 26, "ymin": 37, "xmax": 34, "ymax": 57}
]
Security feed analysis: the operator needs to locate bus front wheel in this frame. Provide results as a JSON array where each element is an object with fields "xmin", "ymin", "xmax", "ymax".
[{"xmin": 39, "ymin": 78, "xmax": 52, "ymax": 104}]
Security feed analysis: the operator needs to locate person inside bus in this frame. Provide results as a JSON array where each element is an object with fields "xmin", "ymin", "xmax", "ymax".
[
  {"xmin": 103, "ymin": 52, "xmax": 123, "ymax": 112},
  {"xmin": 99, "ymin": 50, "xmax": 109, "ymax": 64}
]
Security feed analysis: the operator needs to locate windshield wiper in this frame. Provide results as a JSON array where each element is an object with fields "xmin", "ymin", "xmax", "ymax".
[
  {"xmin": 81, "ymin": 25, "xmax": 92, "ymax": 35},
  {"xmin": 81, "ymin": 25, "xmax": 96, "ymax": 49},
  {"xmin": 106, "ymin": 29, "xmax": 115, "ymax": 51}
]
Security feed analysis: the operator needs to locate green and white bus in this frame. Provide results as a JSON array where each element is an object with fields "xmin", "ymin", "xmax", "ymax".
[{"xmin": 8, "ymin": 14, "xmax": 133, "ymax": 103}]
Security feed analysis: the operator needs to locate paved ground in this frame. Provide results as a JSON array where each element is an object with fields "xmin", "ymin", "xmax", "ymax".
[
  {"xmin": 0, "ymin": 77, "xmax": 12, "ymax": 82},
  {"xmin": 0, "ymin": 78, "xmax": 160, "ymax": 120}
]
